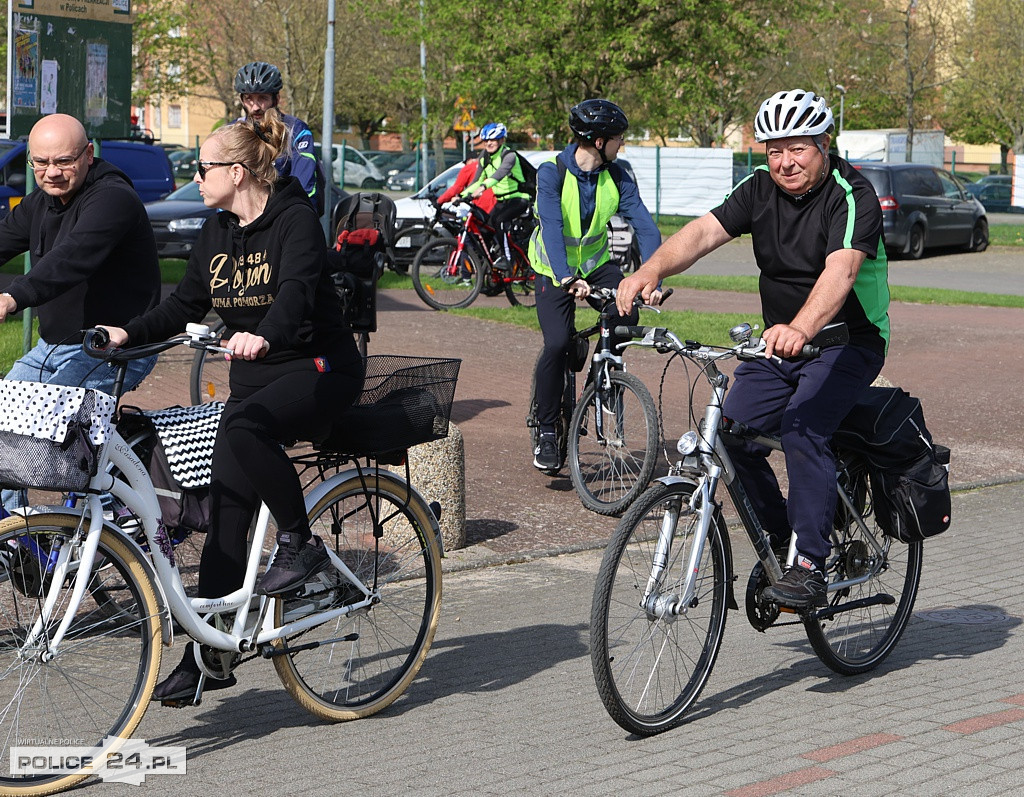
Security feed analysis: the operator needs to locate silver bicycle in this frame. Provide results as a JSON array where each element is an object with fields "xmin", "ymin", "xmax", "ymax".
[
  {"xmin": 0, "ymin": 327, "xmax": 458, "ymax": 795},
  {"xmin": 590, "ymin": 322, "xmax": 923, "ymax": 735}
]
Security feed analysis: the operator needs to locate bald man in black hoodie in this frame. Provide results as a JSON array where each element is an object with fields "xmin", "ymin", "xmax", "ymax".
[{"xmin": 0, "ymin": 113, "xmax": 160, "ymax": 391}]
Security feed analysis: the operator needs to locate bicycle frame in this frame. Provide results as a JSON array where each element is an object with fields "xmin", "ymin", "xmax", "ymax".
[{"xmin": 625, "ymin": 332, "xmax": 891, "ymax": 618}]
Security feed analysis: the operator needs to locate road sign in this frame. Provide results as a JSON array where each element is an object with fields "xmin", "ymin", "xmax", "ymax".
[{"xmin": 454, "ymin": 107, "xmax": 475, "ymax": 132}]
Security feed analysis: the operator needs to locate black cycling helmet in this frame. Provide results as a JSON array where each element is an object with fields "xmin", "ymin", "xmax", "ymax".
[
  {"xmin": 569, "ymin": 99, "xmax": 628, "ymax": 142},
  {"xmin": 234, "ymin": 61, "xmax": 283, "ymax": 95}
]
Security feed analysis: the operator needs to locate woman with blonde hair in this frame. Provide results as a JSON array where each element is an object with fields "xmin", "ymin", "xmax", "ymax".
[{"xmin": 102, "ymin": 108, "xmax": 363, "ymax": 702}]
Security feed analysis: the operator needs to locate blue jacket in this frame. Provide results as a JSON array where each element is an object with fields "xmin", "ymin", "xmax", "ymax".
[{"xmin": 534, "ymin": 144, "xmax": 661, "ymax": 283}]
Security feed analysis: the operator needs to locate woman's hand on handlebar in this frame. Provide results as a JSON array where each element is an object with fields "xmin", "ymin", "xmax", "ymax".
[{"xmin": 224, "ymin": 330, "xmax": 270, "ymax": 361}]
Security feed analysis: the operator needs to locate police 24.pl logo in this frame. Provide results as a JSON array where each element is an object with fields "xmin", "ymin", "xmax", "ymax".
[{"xmin": 11, "ymin": 736, "xmax": 186, "ymax": 785}]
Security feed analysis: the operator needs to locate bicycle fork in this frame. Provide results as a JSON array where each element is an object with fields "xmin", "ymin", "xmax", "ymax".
[
  {"xmin": 641, "ymin": 477, "xmax": 716, "ymax": 620},
  {"xmin": 18, "ymin": 495, "xmax": 105, "ymax": 660}
]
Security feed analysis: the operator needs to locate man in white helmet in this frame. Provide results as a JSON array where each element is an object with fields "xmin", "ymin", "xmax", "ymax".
[{"xmin": 617, "ymin": 89, "xmax": 890, "ymax": 609}]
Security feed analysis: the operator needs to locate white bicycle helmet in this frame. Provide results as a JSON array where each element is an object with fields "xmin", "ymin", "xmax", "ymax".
[{"xmin": 754, "ymin": 90, "xmax": 834, "ymax": 143}]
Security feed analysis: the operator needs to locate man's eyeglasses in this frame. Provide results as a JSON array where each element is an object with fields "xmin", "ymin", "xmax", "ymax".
[{"xmin": 28, "ymin": 143, "xmax": 88, "ymax": 171}]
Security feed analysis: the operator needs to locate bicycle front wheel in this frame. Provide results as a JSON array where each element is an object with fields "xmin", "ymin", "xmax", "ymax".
[
  {"xmin": 591, "ymin": 481, "xmax": 729, "ymax": 735},
  {"xmin": 504, "ymin": 250, "xmax": 537, "ymax": 308},
  {"xmin": 804, "ymin": 465, "xmax": 923, "ymax": 675},
  {"xmin": 411, "ymin": 237, "xmax": 484, "ymax": 310},
  {"xmin": 189, "ymin": 321, "xmax": 230, "ymax": 404},
  {"xmin": 393, "ymin": 224, "xmax": 441, "ymax": 274},
  {"xmin": 569, "ymin": 370, "xmax": 659, "ymax": 516},
  {"xmin": 272, "ymin": 472, "xmax": 443, "ymax": 721},
  {"xmin": 0, "ymin": 512, "xmax": 162, "ymax": 795}
]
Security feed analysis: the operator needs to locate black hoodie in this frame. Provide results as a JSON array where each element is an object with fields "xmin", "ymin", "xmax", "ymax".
[
  {"xmin": 125, "ymin": 176, "xmax": 351, "ymax": 370},
  {"xmin": 0, "ymin": 159, "xmax": 160, "ymax": 343}
]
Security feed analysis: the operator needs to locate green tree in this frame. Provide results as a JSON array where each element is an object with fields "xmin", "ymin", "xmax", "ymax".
[
  {"xmin": 133, "ymin": 2, "xmax": 202, "ymax": 108},
  {"xmin": 944, "ymin": 0, "xmax": 1024, "ymax": 163}
]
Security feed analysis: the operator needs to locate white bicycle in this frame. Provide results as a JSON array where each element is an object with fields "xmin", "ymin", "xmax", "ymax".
[{"xmin": 0, "ymin": 327, "xmax": 459, "ymax": 796}]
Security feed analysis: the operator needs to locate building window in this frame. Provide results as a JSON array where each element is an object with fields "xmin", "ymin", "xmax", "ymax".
[{"xmin": 169, "ymin": 105, "xmax": 182, "ymax": 128}]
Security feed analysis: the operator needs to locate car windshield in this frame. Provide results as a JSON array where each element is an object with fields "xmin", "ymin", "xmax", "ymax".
[{"xmin": 411, "ymin": 164, "xmax": 465, "ymax": 199}]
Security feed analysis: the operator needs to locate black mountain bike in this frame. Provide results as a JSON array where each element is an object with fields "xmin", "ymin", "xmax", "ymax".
[{"xmin": 526, "ymin": 286, "xmax": 670, "ymax": 516}]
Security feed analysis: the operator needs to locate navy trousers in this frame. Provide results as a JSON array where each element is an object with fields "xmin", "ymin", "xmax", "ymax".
[{"xmin": 721, "ymin": 344, "xmax": 884, "ymax": 569}]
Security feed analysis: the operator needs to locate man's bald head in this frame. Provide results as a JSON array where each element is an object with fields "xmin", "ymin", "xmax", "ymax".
[{"xmin": 28, "ymin": 114, "xmax": 94, "ymax": 204}]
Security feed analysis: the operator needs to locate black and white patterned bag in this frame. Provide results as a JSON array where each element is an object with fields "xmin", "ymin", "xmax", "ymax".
[
  {"xmin": 0, "ymin": 381, "xmax": 116, "ymax": 492},
  {"xmin": 126, "ymin": 402, "xmax": 223, "ymax": 534}
]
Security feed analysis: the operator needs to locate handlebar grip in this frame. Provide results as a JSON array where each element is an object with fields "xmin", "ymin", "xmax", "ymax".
[
  {"xmin": 82, "ymin": 327, "xmax": 109, "ymax": 359},
  {"xmin": 798, "ymin": 344, "xmax": 820, "ymax": 359},
  {"xmin": 614, "ymin": 325, "xmax": 653, "ymax": 339},
  {"xmin": 659, "ymin": 287, "xmax": 674, "ymax": 303}
]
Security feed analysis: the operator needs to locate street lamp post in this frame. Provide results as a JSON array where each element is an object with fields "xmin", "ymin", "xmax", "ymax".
[{"xmin": 835, "ymin": 84, "xmax": 846, "ymax": 139}]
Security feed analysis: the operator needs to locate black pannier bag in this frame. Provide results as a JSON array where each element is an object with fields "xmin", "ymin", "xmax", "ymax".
[
  {"xmin": 118, "ymin": 403, "xmax": 223, "ymax": 537},
  {"xmin": 832, "ymin": 387, "xmax": 951, "ymax": 543}
]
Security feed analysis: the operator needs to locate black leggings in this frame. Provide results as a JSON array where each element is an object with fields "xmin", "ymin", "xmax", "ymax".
[{"xmin": 197, "ymin": 360, "xmax": 362, "ymax": 597}]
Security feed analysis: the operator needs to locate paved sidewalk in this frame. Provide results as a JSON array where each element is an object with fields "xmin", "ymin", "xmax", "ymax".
[{"xmin": 106, "ymin": 481, "xmax": 1023, "ymax": 797}]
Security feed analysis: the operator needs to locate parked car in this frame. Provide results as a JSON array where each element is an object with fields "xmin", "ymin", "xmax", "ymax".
[
  {"xmin": 145, "ymin": 181, "xmax": 216, "ymax": 259},
  {"xmin": 393, "ymin": 152, "xmax": 642, "ymax": 270},
  {"xmin": 168, "ymin": 148, "xmax": 198, "ymax": 179},
  {"xmin": 385, "ymin": 151, "xmax": 465, "ymax": 192},
  {"xmin": 313, "ymin": 143, "xmax": 385, "ymax": 189},
  {"xmin": 964, "ymin": 174, "xmax": 1012, "ymax": 212},
  {"xmin": 147, "ymin": 180, "xmax": 352, "ymax": 259},
  {"xmin": 851, "ymin": 162, "xmax": 988, "ymax": 259},
  {"xmin": 0, "ymin": 138, "xmax": 175, "ymax": 215}
]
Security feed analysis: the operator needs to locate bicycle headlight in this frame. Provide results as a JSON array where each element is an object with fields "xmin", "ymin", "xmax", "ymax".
[{"xmin": 676, "ymin": 430, "xmax": 699, "ymax": 456}]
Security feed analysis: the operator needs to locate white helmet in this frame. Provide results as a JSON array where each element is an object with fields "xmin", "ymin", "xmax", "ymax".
[{"xmin": 754, "ymin": 90, "xmax": 834, "ymax": 143}]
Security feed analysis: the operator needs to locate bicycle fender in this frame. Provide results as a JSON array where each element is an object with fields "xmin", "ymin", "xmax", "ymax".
[
  {"xmin": 304, "ymin": 467, "xmax": 446, "ymax": 558},
  {"xmin": 19, "ymin": 505, "xmax": 174, "ymax": 646}
]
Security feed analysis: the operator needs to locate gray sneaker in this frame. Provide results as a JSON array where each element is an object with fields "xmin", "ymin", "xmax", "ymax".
[
  {"xmin": 257, "ymin": 533, "xmax": 331, "ymax": 596},
  {"xmin": 763, "ymin": 558, "xmax": 826, "ymax": 609}
]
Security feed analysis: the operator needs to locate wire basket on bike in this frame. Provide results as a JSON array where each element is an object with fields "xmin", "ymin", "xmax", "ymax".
[
  {"xmin": 319, "ymin": 355, "xmax": 462, "ymax": 456},
  {"xmin": 0, "ymin": 381, "xmax": 117, "ymax": 492}
]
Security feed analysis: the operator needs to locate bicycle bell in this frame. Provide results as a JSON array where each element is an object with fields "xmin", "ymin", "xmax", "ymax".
[{"xmin": 728, "ymin": 323, "xmax": 753, "ymax": 343}]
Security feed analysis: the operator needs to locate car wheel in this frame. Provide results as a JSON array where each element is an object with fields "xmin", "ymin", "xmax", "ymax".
[
  {"xmin": 360, "ymin": 177, "xmax": 382, "ymax": 189},
  {"xmin": 907, "ymin": 224, "xmax": 925, "ymax": 260},
  {"xmin": 967, "ymin": 219, "xmax": 989, "ymax": 253}
]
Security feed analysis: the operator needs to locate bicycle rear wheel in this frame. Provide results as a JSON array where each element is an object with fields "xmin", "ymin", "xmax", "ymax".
[
  {"xmin": 0, "ymin": 513, "xmax": 162, "ymax": 795},
  {"xmin": 411, "ymin": 237, "xmax": 484, "ymax": 310},
  {"xmin": 568, "ymin": 370, "xmax": 659, "ymax": 516},
  {"xmin": 591, "ymin": 481, "xmax": 729, "ymax": 735},
  {"xmin": 504, "ymin": 249, "xmax": 537, "ymax": 308},
  {"xmin": 189, "ymin": 321, "xmax": 230, "ymax": 405},
  {"xmin": 272, "ymin": 472, "xmax": 442, "ymax": 721},
  {"xmin": 804, "ymin": 463, "xmax": 923, "ymax": 675}
]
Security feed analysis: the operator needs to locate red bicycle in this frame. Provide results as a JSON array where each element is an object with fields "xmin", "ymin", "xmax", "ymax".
[{"xmin": 411, "ymin": 200, "xmax": 537, "ymax": 310}]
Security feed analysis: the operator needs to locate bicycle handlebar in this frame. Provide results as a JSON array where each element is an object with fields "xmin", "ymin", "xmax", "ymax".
[
  {"xmin": 82, "ymin": 323, "xmax": 234, "ymax": 365},
  {"xmin": 613, "ymin": 324, "xmax": 820, "ymax": 361}
]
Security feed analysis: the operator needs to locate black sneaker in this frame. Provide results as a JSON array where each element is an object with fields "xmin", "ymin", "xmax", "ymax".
[
  {"xmin": 763, "ymin": 557, "xmax": 826, "ymax": 609},
  {"xmin": 492, "ymin": 256, "xmax": 511, "ymax": 272},
  {"xmin": 257, "ymin": 533, "xmax": 331, "ymax": 596},
  {"xmin": 152, "ymin": 643, "xmax": 236, "ymax": 703},
  {"xmin": 533, "ymin": 434, "xmax": 560, "ymax": 471}
]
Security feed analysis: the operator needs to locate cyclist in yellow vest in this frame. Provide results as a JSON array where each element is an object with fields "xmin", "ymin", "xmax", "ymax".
[
  {"xmin": 462, "ymin": 122, "xmax": 531, "ymax": 271},
  {"xmin": 528, "ymin": 99, "xmax": 662, "ymax": 472}
]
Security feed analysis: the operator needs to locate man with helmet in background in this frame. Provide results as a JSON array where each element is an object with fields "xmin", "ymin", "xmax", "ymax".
[
  {"xmin": 234, "ymin": 61, "xmax": 325, "ymax": 215},
  {"xmin": 529, "ymin": 99, "xmax": 662, "ymax": 473},
  {"xmin": 617, "ymin": 89, "xmax": 890, "ymax": 609},
  {"xmin": 460, "ymin": 122, "xmax": 532, "ymax": 270}
]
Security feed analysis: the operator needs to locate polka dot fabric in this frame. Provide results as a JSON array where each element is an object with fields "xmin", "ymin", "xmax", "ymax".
[{"xmin": 0, "ymin": 381, "xmax": 116, "ymax": 445}]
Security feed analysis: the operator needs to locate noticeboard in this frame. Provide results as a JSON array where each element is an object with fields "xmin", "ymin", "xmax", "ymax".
[{"xmin": 7, "ymin": 0, "xmax": 134, "ymax": 139}]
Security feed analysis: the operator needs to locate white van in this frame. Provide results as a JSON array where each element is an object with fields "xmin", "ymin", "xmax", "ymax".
[{"xmin": 314, "ymin": 143, "xmax": 385, "ymax": 189}]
